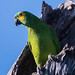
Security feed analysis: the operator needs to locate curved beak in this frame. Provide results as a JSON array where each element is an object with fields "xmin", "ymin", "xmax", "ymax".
[{"xmin": 14, "ymin": 17, "xmax": 22, "ymax": 26}]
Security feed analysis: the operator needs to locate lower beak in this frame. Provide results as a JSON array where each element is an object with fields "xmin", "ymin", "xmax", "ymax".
[{"xmin": 14, "ymin": 17, "xmax": 22, "ymax": 26}]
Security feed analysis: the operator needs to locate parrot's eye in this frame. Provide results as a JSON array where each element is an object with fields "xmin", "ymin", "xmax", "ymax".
[{"xmin": 19, "ymin": 13, "xmax": 23, "ymax": 16}]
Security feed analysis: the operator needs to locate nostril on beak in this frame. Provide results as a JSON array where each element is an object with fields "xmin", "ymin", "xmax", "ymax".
[{"xmin": 15, "ymin": 17, "xmax": 17, "ymax": 19}]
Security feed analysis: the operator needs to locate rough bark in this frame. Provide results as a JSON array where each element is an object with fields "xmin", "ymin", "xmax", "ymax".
[
  {"xmin": 8, "ymin": 0, "xmax": 75, "ymax": 75},
  {"xmin": 7, "ymin": 44, "xmax": 36, "ymax": 75}
]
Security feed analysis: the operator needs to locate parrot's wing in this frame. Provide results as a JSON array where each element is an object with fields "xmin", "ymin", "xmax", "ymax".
[{"xmin": 49, "ymin": 27, "xmax": 61, "ymax": 53}]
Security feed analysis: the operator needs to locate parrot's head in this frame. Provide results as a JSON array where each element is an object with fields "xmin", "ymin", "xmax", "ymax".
[
  {"xmin": 14, "ymin": 11, "xmax": 29, "ymax": 26},
  {"xmin": 14, "ymin": 11, "xmax": 38, "ymax": 28}
]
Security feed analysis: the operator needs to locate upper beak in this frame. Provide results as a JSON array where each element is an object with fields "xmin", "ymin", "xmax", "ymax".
[{"xmin": 14, "ymin": 17, "xmax": 22, "ymax": 26}]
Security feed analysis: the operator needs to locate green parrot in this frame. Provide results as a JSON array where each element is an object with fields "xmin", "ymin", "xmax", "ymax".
[{"xmin": 14, "ymin": 11, "xmax": 60, "ymax": 66}]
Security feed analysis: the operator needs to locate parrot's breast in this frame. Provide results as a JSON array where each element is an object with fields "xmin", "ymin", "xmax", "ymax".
[{"xmin": 28, "ymin": 29, "xmax": 57, "ymax": 66}]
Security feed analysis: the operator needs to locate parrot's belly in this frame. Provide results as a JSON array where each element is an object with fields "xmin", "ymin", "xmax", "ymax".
[{"xmin": 29, "ymin": 34, "xmax": 57, "ymax": 66}]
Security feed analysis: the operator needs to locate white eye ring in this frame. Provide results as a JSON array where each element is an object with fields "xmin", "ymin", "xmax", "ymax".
[{"xmin": 19, "ymin": 13, "xmax": 23, "ymax": 16}]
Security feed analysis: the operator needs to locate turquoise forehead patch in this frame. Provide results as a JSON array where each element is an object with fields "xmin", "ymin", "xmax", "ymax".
[{"xmin": 14, "ymin": 13, "xmax": 18, "ymax": 17}]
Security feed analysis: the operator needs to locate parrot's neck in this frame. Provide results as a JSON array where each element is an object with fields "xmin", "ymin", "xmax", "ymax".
[
  {"xmin": 27, "ymin": 22, "xmax": 49, "ymax": 35},
  {"xmin": 25, "ymin": 13, "xmax": 49, "ymax": 33},
  {"xmin": 27, "ymin": 19, "xmax": 49, "ymax": 33},
  {"xmin": 25, "ymin": 14, "xmax": 50, "ymax": 37}
]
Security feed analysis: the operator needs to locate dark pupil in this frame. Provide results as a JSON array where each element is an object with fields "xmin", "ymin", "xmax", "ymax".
[{"xmin": 19, "ymin": 13, "xmax": 23, "ymax": 16}]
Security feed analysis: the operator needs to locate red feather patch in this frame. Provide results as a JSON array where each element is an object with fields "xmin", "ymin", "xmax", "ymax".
[{"xmin": 48, "ymin": 25, "xmax": 51, "ymax": 28}]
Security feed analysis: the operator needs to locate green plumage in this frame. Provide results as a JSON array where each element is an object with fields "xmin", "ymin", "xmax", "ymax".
[{"xmin": 14, "ymin": 11, "xmax": 60, "ymax": 66}]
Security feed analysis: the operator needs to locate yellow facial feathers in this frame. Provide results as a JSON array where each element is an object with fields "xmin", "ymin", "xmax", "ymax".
[{"xmin": 18, "ymin": 12, "xmax": 25, "ymax": 22}]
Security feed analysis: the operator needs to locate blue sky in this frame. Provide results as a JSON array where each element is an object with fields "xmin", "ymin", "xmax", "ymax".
[{"xmin": 0, "ymin": 0, "xmax": 67, "ymax": 75}]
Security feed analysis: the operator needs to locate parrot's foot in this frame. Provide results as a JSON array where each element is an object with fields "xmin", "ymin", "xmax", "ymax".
[{"xmin": 37, "ymin": 65, "xmax": 44, "ymax": 75}]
